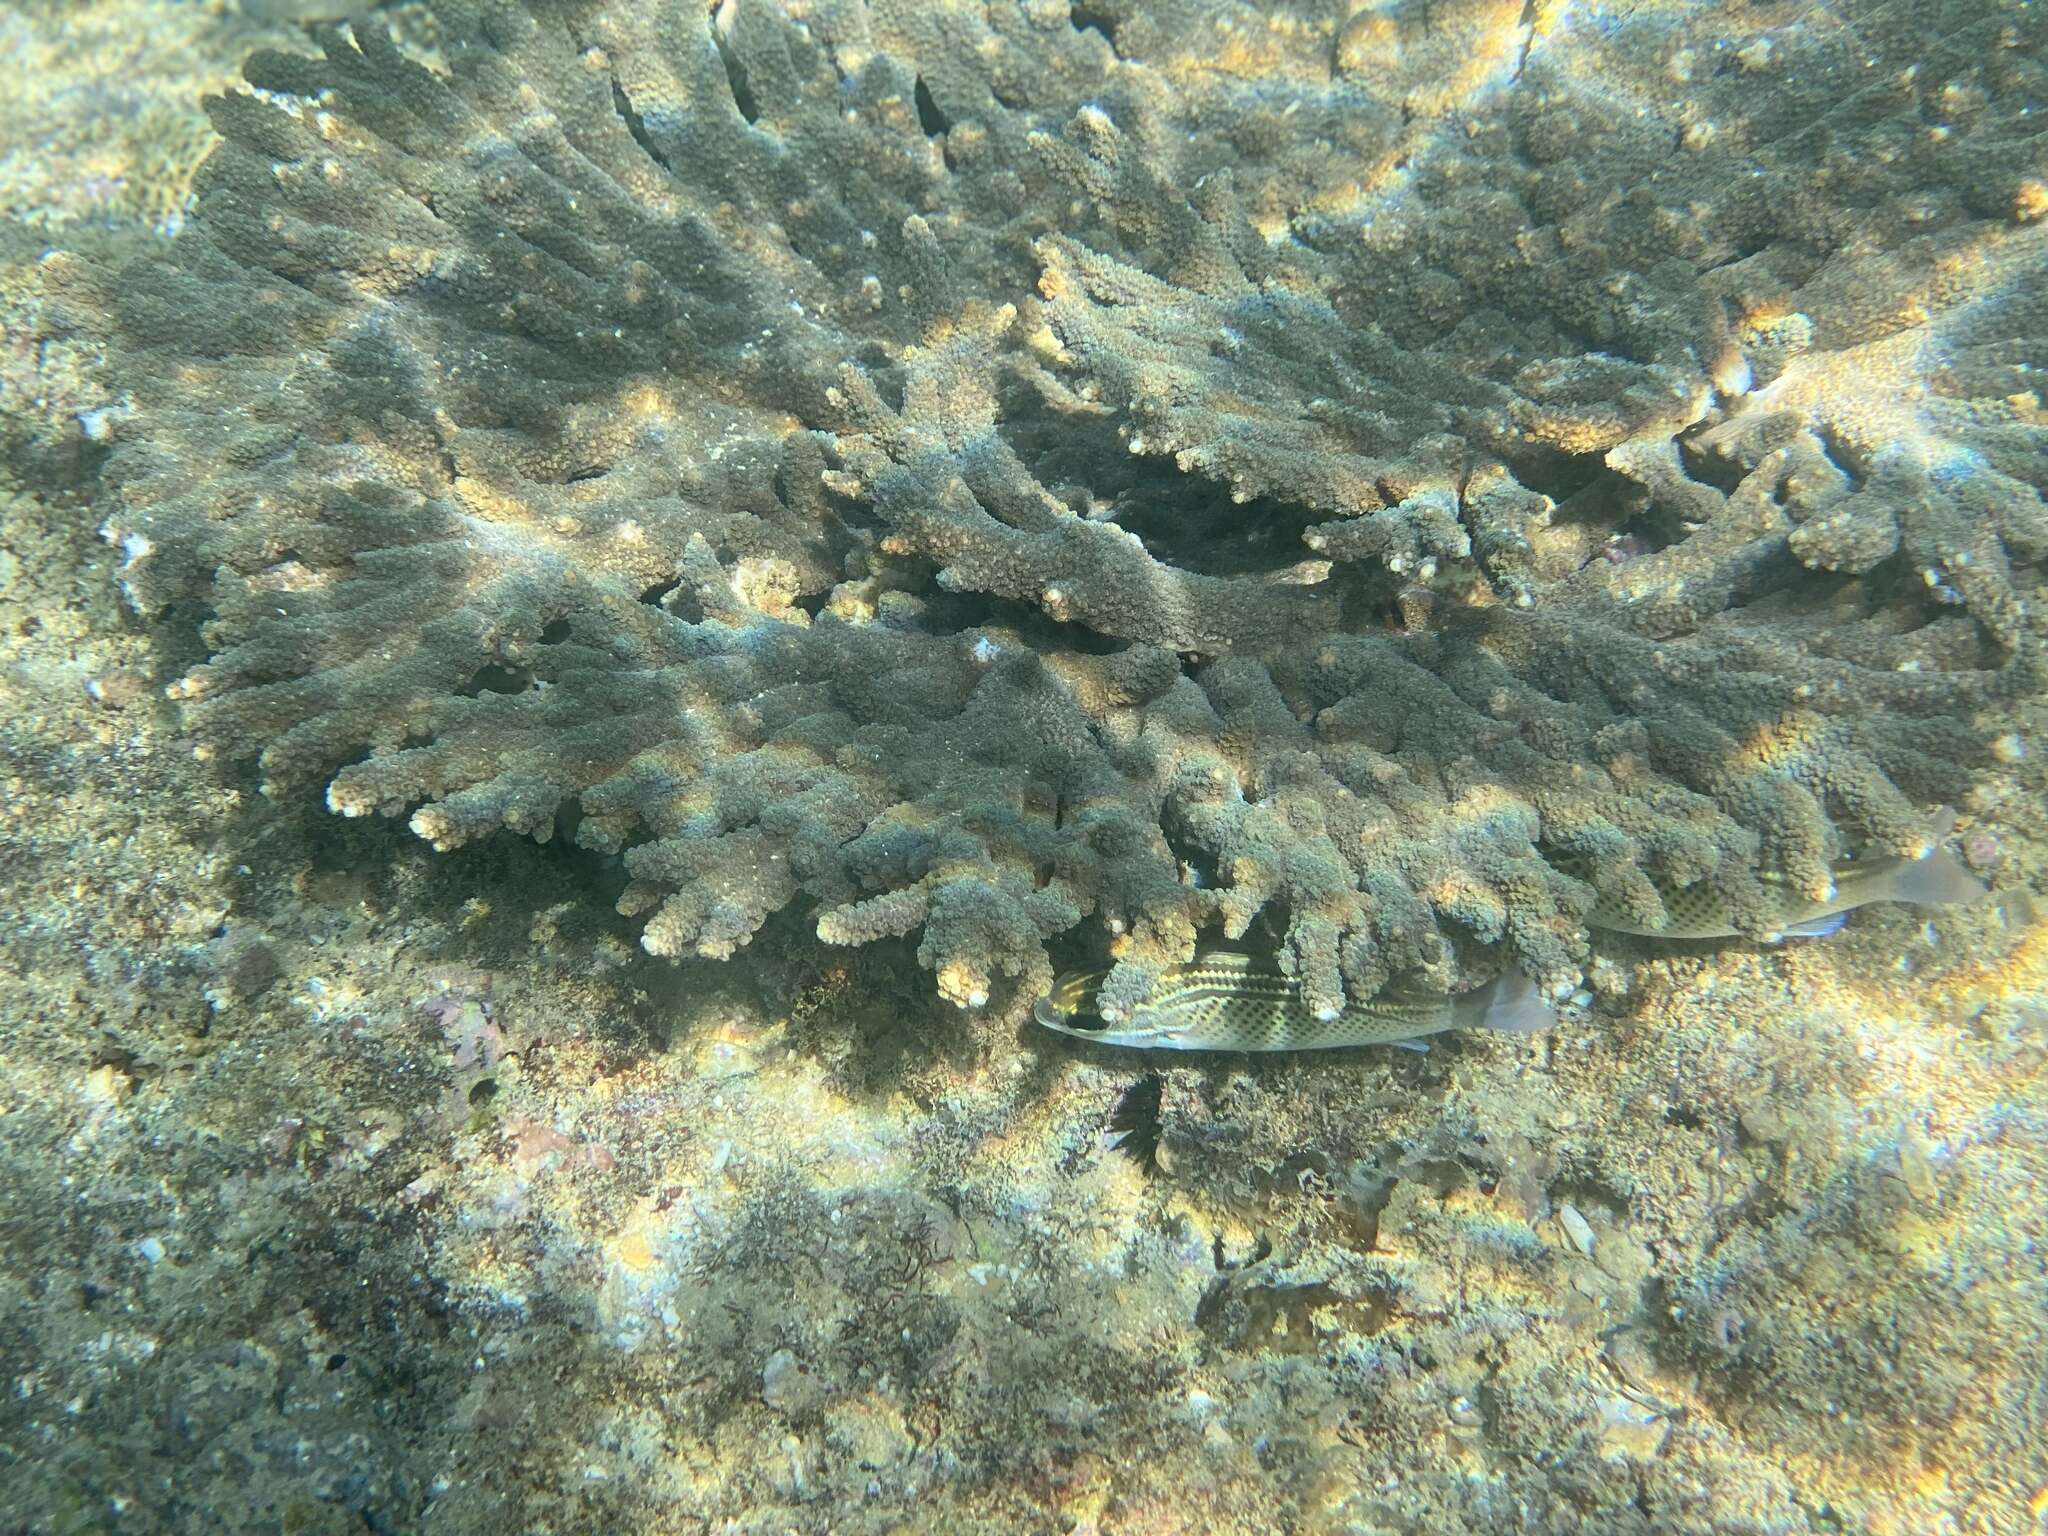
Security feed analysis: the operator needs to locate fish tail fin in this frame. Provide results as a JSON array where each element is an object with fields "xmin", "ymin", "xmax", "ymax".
[
  {"xmin": 1887, "ymin": 845, "xmax": 1989, "ymax": 908},
  {"xmin": 1453, "ymin": 971, "xmax": 1555, "ymax": 1035}
]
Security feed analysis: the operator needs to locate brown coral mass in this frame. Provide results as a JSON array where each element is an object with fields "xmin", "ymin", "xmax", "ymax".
[{"xmin": 85, "ymin": 0, "xmax": 2046, "ymax": 1022}]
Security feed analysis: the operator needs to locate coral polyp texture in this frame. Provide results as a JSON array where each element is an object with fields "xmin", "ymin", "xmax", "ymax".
[{"xmin": 82, "ymin": 0, "xmax": 2047, "ymax": 1020}]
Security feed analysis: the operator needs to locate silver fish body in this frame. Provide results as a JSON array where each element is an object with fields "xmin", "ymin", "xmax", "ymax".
[
  {"xmin": 1033, "ymin": 951, "xmax": 1552, "ymax": 1052},
  {"xmin": 1587, "ymin": 818, "xmax": 1988, "ymax": 940}
]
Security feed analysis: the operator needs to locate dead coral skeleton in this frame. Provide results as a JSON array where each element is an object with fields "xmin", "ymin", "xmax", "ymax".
[{"xmin": 75, "ymin": 0, "xmax": 2047, "ymax": 1021}]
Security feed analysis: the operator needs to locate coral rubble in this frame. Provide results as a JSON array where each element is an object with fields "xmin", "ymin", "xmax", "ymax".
[{"xmin": 74, "ymin": 0, "xmax": 2048, "ymax": 1021}]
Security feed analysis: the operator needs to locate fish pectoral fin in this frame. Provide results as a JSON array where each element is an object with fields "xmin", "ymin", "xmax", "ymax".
[{"xmin": 1780, "ymin": 911, "xmax": 1851, "ymax": 940}]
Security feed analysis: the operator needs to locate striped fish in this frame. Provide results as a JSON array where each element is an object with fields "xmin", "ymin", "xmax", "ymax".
[
  {"xmin": 1032, "ymin": 951, "xmax": 1553, "ymax": 1052},
  {"xmin": 1587, "ymin": 811, "xmax": 1988, "ymax": 940}
]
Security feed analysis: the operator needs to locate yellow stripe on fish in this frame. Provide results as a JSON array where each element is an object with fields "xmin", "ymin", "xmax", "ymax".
[{"xmin": 1032, "ymin": 951, "xmax": 1553, "ymax": 1052}]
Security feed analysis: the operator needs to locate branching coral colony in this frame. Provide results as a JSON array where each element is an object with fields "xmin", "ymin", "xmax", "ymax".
[{"xmin": 72, "ymin": 0, "xmax": 2046, "ymax": 1025}]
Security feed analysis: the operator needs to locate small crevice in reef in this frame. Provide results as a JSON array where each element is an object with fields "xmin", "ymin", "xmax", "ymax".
[
  {"xmin": 921, "ymin": 584, "xmax": 1133, "ymax": 658},
  {"xmin": 609, "ymin": 77, "xmax": 677, "ymax": 174},
  {"xmin": 1068, "ymin": 3, "xmax": 1121, "ymax": 55},
  {"xmin": 912, "ymin": 75, "xmax": 949, "ymax": 139},
  {"xmin": 1085, "ymin": 481, "xmax": 1331, "ymax": 582},
  {"xmin": 1499, "ymin": 444, "xmax": 1614, "ymax": 511},
  {"xmin": 460, "ymin": 664, "xmax": 535, "ymax": 699},
  {"xmin": 1675, "ymin": 426, "xmax": 1753, "ymax": 496},
  {"xmin": 710, "ymin": 14, "xmax": 762, "ymax": 126}
]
